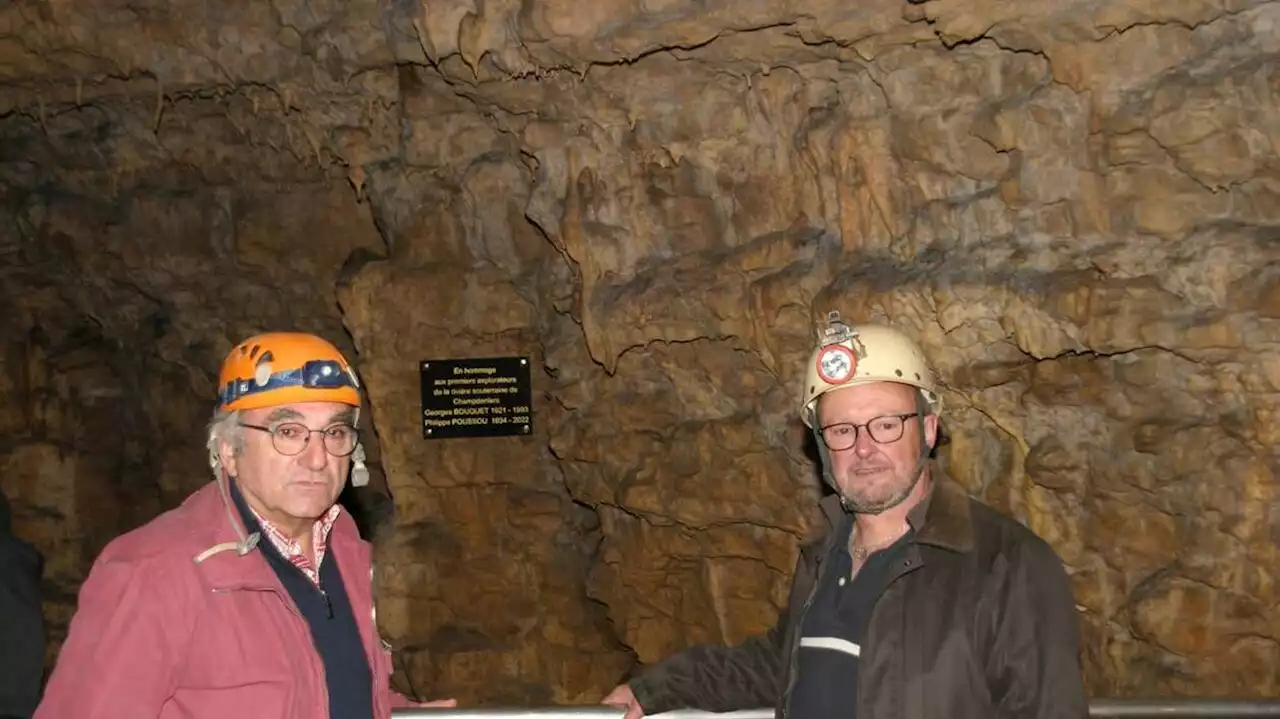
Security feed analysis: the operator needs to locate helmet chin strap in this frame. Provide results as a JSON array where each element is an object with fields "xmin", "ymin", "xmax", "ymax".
[
  {"xmin": 214, "ymin": 469, "xmax": 261, "ymax": 556},
  {"xmin": 813, "ymin": 391, "xmax": 934, "ymax": 516}
]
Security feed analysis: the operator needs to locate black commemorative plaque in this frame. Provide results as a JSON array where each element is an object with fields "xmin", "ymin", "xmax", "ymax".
[{"xmin": 420, "ymin": 356, "xmax": 533, "ymax": 439}]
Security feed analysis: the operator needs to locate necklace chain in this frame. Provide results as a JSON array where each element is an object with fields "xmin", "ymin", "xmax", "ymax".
[{"xmin": 850, "ymin": 528, "xmax": 899, "ymax": 562}]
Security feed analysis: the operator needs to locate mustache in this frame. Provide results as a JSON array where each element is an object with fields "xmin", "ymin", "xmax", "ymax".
[{"xmin": 848, "ymin": 464, "xmax": 893, "ymax": 473}]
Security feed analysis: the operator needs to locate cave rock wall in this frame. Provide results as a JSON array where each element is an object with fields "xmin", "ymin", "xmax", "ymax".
[{"xmin": 1, "ymin": 0, "xmax": 1278, "ymax": 701}]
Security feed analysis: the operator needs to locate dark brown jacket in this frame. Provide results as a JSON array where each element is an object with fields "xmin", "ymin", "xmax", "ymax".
[{"xmin": 629, "ymin": 472, "xmax": 1088, "ymax": 719}]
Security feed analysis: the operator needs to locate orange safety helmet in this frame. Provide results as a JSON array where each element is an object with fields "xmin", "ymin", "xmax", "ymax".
[{"xmin": 215, "ymin": 332, "xmax": 361, "ymax": 413}]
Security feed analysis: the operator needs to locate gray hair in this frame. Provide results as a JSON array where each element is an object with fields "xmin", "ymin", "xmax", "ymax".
[{"xmin": 206, "ymin": 409, "xmax": 245, "ymax": 479}]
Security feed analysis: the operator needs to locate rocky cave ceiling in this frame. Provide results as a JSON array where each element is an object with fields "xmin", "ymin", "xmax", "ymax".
[{"xmin": 1, "ymin": 0, "xmax": 1279, "ymax": 704}]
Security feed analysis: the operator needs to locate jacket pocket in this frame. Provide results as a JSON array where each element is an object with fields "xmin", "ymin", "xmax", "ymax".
[{"xmin": 170, "ymin": 679, "xmax": 295, "ymax": 717}]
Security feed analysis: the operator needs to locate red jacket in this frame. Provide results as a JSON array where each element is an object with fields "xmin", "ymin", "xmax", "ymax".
[{"xmin": 34, "ymin": 481, "xmax": 413, "ymax": 718}]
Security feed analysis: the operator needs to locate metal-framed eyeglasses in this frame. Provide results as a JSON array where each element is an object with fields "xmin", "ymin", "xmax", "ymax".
[
  {"xmin": 239, "ymin": 422, "xmax": 359, "ymax": 457},
  {"xmin": 819, "ymin": 413, "xmax": 920, "ymax": 451}
]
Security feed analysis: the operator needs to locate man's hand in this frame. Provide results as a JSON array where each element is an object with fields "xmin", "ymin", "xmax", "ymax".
[
  {"xmin": 602, "ymin": 684, "xmax": 645, "ymax": 719},
  {"xmin": 416, "ymin": 699, "xmax": 459, "ymax": 708}
]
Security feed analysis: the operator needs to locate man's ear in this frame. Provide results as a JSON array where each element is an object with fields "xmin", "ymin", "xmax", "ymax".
[
  {"xmin": 923, "ymin": 413, "xmax": 939, "ymax": 449},
  {"xmin": 218, "ymin": 440, "xmax": 240, "ymax": 478}
]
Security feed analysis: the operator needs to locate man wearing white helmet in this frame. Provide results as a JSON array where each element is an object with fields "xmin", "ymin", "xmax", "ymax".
[{"xmin": 603, "ymin": 312, "xmax": 1087, "ymax": 719}]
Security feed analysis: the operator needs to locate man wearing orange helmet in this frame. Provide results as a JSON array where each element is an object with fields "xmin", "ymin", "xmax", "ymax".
[
  {"xmin": 604, "ymin": 312, "xmax": 1087, "ymax": 719},
  {"xmin": 36, "ymin": 332, "xmax": 455, "ymax": 719}
]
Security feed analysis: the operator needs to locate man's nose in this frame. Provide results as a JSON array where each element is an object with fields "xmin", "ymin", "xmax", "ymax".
[
  {"xmin": 300, "ymin": 434, "xmax": 330, "ymax": 470},
  {"xmin": 853, "ymin": 428, "xmax": 879, "ymax": 458}
]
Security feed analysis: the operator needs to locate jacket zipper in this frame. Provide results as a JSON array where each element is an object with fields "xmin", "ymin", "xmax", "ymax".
[
  {"xmin": 211, "ymin": 549, "xmax": 381, "ymax": 717},
  {"xmin": 277, "ymin": 561, "xmax": 381, "ymax": 718},
  {"xmin": 369, "ymin": 560, "xmax": 385, "ymax": 718},
  {"xmin": 852, "ymin": 554, "xmax": 919, "ymax": 718},
  {"xmin": 211, "ymin": 585, "xmax": 331, "ymax": 719},
  {"xmin": 779, "ymin": 546, "xmax": 921, "ymax": 719},
  {"xmin": 780, "ymin": 550, "xmax": 828, "ymax": 719}
]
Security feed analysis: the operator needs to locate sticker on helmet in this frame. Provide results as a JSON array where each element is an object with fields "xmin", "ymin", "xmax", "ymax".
[{"xmin": 816, "ymin": 344, "xmax": 857, "ymax": 384}]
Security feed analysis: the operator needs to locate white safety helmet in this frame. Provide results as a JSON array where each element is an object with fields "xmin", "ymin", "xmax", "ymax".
[{"xmin": 800, "ymin": 311, "xmax": 940, "ymax": 428}]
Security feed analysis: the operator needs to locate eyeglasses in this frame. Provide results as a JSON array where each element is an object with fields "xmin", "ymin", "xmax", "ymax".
[
  {"xmin": 239, "ymin": 422, "xmax": 358, "ymax": 457},
  {"xmin": 819, "ymin": 413, "xmax": 919, "ymax": 451}
]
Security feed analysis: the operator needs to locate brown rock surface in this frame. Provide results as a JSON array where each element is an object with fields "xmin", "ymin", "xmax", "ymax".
[{"xmin": 2, "ymin": 0, "xmax": 1278, "ymax": 703}]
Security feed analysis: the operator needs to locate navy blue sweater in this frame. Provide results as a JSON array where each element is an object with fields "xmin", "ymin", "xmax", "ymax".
[{"xmin": 231, "ymin": 482, "xmax": 373, "ymax": 719}]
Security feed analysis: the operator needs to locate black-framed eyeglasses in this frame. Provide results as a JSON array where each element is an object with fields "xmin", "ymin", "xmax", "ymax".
[
  {"xmin": 239, "ymin": 422, "xmax": 358, "ymax": 458},
  {"xmin": 819, "ymin": 413, "xmax": 919, "ymax": 451}
]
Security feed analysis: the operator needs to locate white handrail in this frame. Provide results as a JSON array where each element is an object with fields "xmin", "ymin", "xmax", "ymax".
[
  {"xmin": 390, "ymin": 700, "xmax": 1280, "ymax": 718},
  {"xmin": 391, "ymin": 706, "xmax": 768, "ymax": 711},
  {"xmin": 1090, "ymin": 700, "xmax": 1280, "ymax": 717}
]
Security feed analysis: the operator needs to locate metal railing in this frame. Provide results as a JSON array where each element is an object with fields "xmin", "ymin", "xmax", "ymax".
[{"xmin": 391, "ymin": 701, "xmax": 1280, "ymax": 718}]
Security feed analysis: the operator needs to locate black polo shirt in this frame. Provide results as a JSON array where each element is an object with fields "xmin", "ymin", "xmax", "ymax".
[{"xmin": 789, "ymin": 516, "xmax": 914, "ymax": 719}]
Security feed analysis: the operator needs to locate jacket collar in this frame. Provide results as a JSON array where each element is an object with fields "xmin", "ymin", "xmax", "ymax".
[
  {"xmin": 184, "ymin": 480, "xmax": 365, "ymax": 592},
  {"xmin": 818, "ymin": 465, "xmax": 974, "ymax": 554}
]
